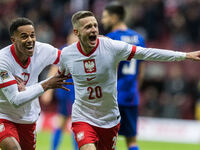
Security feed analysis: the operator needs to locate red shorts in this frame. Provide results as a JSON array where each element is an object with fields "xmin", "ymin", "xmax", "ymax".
[
  {"xmin": 72, "ymin": 122, "xmax": 120, "ymax": 150},
  {"xmin": 0, "ymin": 119, "xmax": 36, "ymax": 150}
]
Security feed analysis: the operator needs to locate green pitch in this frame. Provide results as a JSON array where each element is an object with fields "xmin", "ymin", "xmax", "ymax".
[{"xmin": 36, "ymin": 131, "xmax": 200, "ymax": 150}]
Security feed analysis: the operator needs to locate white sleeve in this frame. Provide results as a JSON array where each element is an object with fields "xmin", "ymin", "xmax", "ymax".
[
  {"xmin": 103, "ymin": 38, "xmax": 133, "ymax": 61},
  {"xmin": 1, "ymin": 83, "xmax": 44, "ymax": 108},
  {"xmin": 134, "ymin": 46, "xmax": 186, "ymax": 61},
  {"xmin": 37, "ymin": 42, "xmax": 61, "ymax": 65},
  {"xmin": 58, "ymin": 51, "xmax": 70, "ymax": 75},
  {"xmin": 0, "ymin": 69, "xmax": 44, "ymax": 107}
]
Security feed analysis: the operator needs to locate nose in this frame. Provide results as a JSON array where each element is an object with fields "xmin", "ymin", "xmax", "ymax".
[
  {"xmin": 27, "ymin": 36, "xmax": 33, "ymax": 42},
  {"xmin": 91, "ymin": 26, "xmax": 97, "ymax": 32}
]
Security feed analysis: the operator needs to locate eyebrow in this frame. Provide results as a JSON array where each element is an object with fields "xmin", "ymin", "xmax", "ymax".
[
  {"xmin": 20, "ymin": 31, "xmax": 35, "ymax": 35},
  {"xmin": 84, "ymin": 21, "xmax": 97, "ymax": 27}
]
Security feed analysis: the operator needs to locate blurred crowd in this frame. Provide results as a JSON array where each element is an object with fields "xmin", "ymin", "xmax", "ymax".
[{"xmin": 1, "ymin": 0, "xmax": 200, "ymax": 120}]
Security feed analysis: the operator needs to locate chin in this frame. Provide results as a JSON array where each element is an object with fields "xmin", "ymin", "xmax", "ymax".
[
  {"xmin": 27, "ymin": 52, "xmax": 34, "ymax": 57},
  {"xmin": 89, "ymin": 43, "xmax": 96, "ymax": 48}
]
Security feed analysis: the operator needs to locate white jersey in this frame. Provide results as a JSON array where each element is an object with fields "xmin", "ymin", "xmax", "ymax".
[
  {"xmin": 59, "ymin": 37, "xmax": 186, "ymax": 128},
  {"xmin": 0, "ymin": 42, "xmax": 60, "ymax": 124}
]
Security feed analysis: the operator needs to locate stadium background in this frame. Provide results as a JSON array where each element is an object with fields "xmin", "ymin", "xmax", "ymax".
[{"xmin": 1, "ymin": 0, "xmax": 200, "ymax": 149}]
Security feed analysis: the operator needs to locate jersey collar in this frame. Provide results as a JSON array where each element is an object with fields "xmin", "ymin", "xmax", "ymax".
[
  {"xmin": 77, "ymin": 38, "xmax": 99, "ymax": 57},
  {"xmin": 10, "ymin": 44, "xmax": 31, "ymax": 69}
]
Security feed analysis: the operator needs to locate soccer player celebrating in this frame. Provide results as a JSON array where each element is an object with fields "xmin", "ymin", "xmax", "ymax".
[
  {"xmin": 0, "ymin": 18, "xmax": 71, "ymax": 150},
  {"xmin": 59, "ymin": 11, "xmax": 200, "ymax": 150},
  {"xmin": 101, "ymin": 2, "xmax": 145, "ymax": 150}
]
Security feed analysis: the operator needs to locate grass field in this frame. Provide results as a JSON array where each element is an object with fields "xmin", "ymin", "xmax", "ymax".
[{"xmin": 36, "ymin": 131, "xmax": 200, "ymax": 150}]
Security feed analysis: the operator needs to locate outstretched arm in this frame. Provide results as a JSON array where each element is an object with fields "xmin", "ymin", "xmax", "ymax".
[
  {"xmin": 133, "ymin": 46, "xmax": 186, "ymax": 61},
  {"xmin": 133, "ymin": 46, "xmax": 200, "ymax": 61}
]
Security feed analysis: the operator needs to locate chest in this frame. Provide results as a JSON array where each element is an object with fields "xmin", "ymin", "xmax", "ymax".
[
  {"xmin": 66, "ymin": 49, "xmax": 117, "ymax": 85},
  {"xmin": 10, "ymin": 57, "xmax": 45, "ymax": 85}
]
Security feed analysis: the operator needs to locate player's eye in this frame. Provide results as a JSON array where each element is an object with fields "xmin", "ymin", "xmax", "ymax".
[
  {"xmin": 94, "ymin": 24, "xmax": 98, "ymax": 28},
  {"xmin": 30, "ymin": 34, "xmax": 35, "ymax": 38},
  {"xmin": 21, "ymin": 34, "xmax": 28, "ymax": 40},
  {"xmin": 85, "ymin": 25, "xmax": 92, "ymax": 29}
]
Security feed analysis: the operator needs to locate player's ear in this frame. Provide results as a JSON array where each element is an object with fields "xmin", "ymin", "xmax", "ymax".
[
  {"xmin": 112, "ymin": 14, "xmax": 119, "ymax": 23},
  {"xmin": 10, "ymin": 36, "xmax": 15, "ymax": 43},
  {"xmin": 73, "ymin": 29, "xmax": 79, "ymax": 36}
]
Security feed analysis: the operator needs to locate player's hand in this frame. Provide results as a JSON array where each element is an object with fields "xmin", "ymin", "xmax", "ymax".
[
  {"xmin": 14, "ymin": 76, "xmax": 26, "ymax": 91},
  {"xmin": 186, "ymin": 51, "xmax": 200, "ymax": 61},
  {"xmin": 41, "ymin": 69, "xmax": 73, "ymax": 91}
]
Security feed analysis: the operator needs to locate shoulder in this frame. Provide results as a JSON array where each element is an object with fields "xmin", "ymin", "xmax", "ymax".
[
  {"xmin": 98, "ymin": 37, "xmax": 113, "ymax": 48},
  {"xmin": 61, "ymin": 42, "xmax": 78, "ymax": 62},
  {"xmin": 0, "ymin": 45, "xmax": 12, "ymax": 62},
  {"xmin": 0, "ymin": 46, "xmax": 12, "ymax": 70},
  {"xmin": 61, "ymin": 42, "xmax": 77, "ymax": 54},
  {"xmin": 34, "ymin": 41, "xmax": 58, "ymax": 56},
  {"xmin": 0, "ymin": 44, "xmax": 11, "ymax": 54},
  {"xmin": 99, "ymin": 36, "xmax": 113, "ymax": 43},
  {"xmin": 98, "ymin": 37, "xmax": 128, "ymax": 52},
  {"xmin": 99, "ymin": 36, "xmax": 126, "ymax": 44}
]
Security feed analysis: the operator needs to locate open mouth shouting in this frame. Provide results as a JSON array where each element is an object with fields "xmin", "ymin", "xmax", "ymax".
[
  {"xmin": 24, "ymin": 44, "xmax": 34, "ymax": 56},
  {"xmin": 88, "ymin": 35, "xmax": 97, "ymax": 46}
]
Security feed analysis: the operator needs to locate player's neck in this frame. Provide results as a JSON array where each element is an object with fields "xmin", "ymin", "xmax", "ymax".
[
  {"xmin": 19, "ymin": 57, "xmax": 29, "ymax": 66},
  {"xmin": 79, "ymin": 41, "xmax": 94, "ymax": 55},
  {"xmin": 112, "ymin": 22, "xmax": 127, "ymax": 31},
  {"xmin": 15, "ymin": 50, "xmax": 29, "ymax": 66}
]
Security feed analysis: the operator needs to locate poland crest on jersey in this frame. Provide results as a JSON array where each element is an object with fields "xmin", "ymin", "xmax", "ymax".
[{"xmin": 83, "ymin": 59, "xmax": 96, "ymax": 73}]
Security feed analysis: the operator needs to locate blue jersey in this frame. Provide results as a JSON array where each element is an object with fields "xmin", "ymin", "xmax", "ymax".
[{"xmin": 106, "ymin": 29, "xmax": 145, "ymax": 106}]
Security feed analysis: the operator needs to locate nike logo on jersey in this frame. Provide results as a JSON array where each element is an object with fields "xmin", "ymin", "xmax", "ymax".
[{"xmin": 86, "ymin": 77, "xmax": 96, "ymax": 81}]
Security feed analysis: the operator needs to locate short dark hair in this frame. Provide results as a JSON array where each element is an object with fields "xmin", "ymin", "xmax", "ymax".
[
  {"xmin": 71, "ymin": 11, "xmax": 94, "ymax": 28},
  {"xmin": 9, "ymin": 17, "xmax": 34, "ymax": 36},
  {"xmin": 104, "ymin": 1, "xmax": 125, "ymax": 21}
]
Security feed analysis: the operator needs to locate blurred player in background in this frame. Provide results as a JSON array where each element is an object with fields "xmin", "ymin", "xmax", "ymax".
[
  {"xmin": 41, "ymin": 32, "xmax": 78, "ymax": 150},
  {"xmin": 101, "ymin": 2, "xmax": 145, "ymax": 150},
  {"xmin": 0, "ymin": 17, "xmax": 71, "ymax": 150}
]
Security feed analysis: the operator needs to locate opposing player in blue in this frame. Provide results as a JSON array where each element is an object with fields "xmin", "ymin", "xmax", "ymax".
[{"xmin": 101, "ymin": 2, "xmax": 145, "ymax": 150}]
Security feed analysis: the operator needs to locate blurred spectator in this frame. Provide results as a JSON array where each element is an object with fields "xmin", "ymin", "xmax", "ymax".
[
  {"xmin": 36, "ymin": 21, "xmax": 55, "ymax": 43},
  {"xmin": 169, "ymin": 10, "xmax": 189, "ymax": 49},
  {"xmin": 184, "ymin": 0, "xmax": 200, "ymax": 44}
]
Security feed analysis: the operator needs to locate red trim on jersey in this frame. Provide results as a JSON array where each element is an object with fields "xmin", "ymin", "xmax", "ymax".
[
  {"xmin": 53, "ymin": 50, "xmax": 61, "ymax": 64},
  {"xmin": 127, "ymin": 45, "xmax": 136, "ymax": 60},
  {"xmin": 58, "ymin": 70, "xmax": 61, "ymax": 74},
  {"xmin": 57, "ymin": 70, "xmax": 71, "ymax": 77},
  {"xmin": 0, "ymin": 80, "xmax": 17, "ymax": 88},
  {"xmin": 10, "ymin": 45, "xmax": 31, "ymax": 69},
  {"xmin": 77, "ymin": 38, "xmax": 99, "ymax": 57}
]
